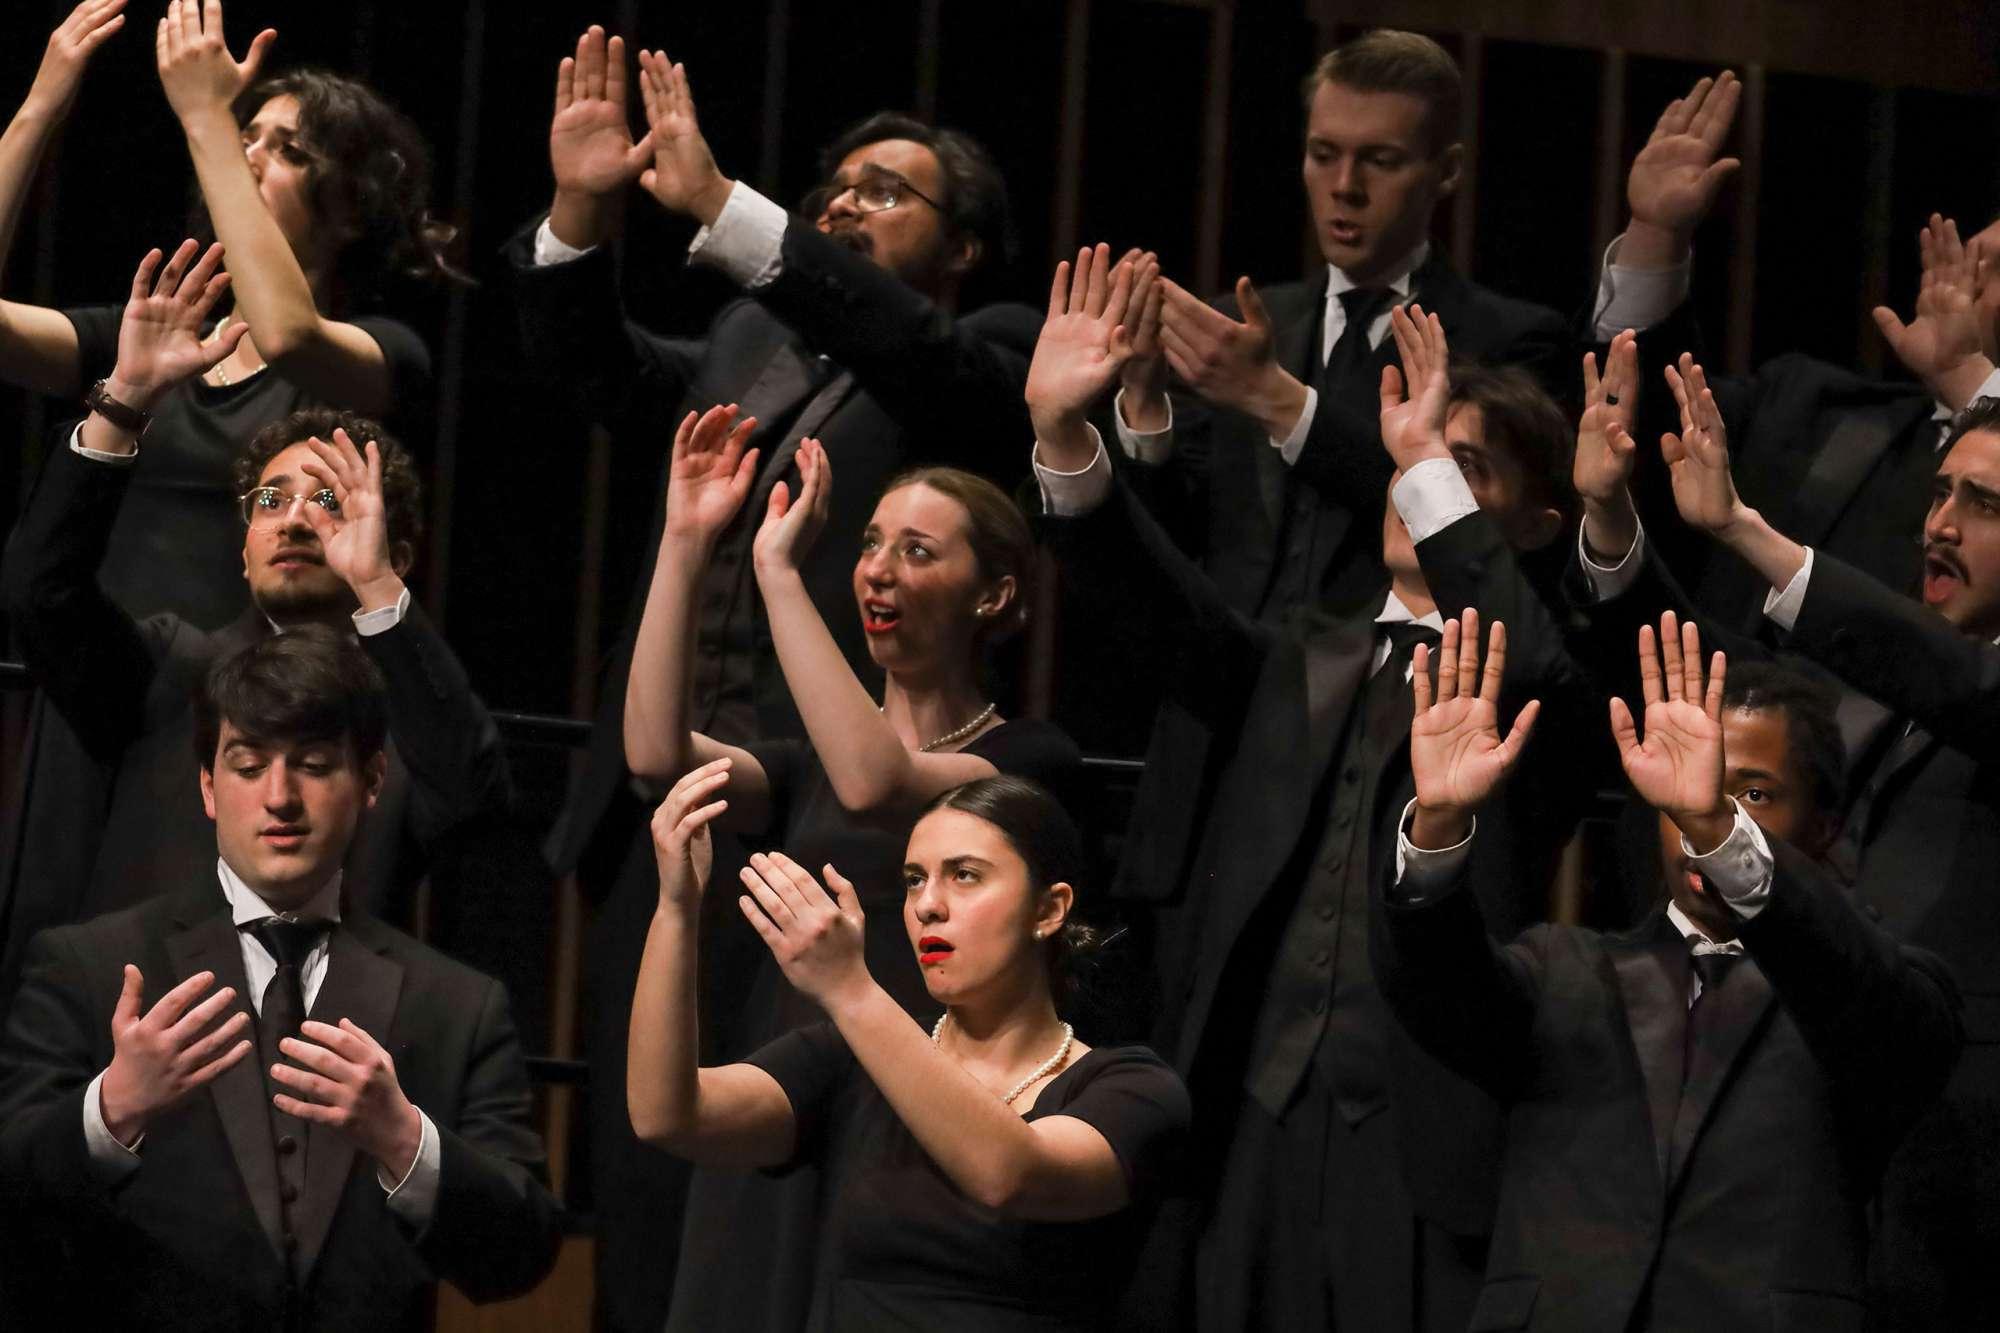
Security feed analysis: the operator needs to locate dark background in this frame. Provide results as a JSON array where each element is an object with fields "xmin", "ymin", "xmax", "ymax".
[{"xmin": 4, "ymin": 0, "xmax": 1995, "ymax": 731}]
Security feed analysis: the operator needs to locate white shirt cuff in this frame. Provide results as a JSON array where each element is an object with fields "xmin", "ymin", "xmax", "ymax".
[
  {"xmin": 1591, "ymin": 232, "xmax": 1692, "ymax": 339},
  {"xmin": 1682, "ymin": 797, "xmax": 1775, "ymax": 917},
  {"xmin": 1577, "ymin": 515, "xmax": 1646, "ymax": 601},
  {"xmin": 69, "ymin": 422, "xmax": 139, "ymax": 465},
  {"xmin": 1391, "ymin": 456, "xmax": 1480, "ymax": 545},
  {"xmin": 1111, "ymin": 387, "xmax": 1175, "ymax": 464},
  {"xmin": 379, "ymin": 1108, "xmax": 441, "ymax": 1230},
  {"xmin": 688, "ymin": 181, "xmax": 787, "ymax": 289},
  {"xmin": 1761, "ymin": 546, "xmax": 1815, "ymax": 632},
  {"xmin": 1033, "ymin": 425, "xmax": 1114, "ymax": 517},
  {"xmin": 1275, "ymin": 386, "xmax": 1318, "ymax": 465},
  {"xmin": 82, "ymin": 1069, "xmax": 144, "ymax": 1179},
  {"xmin": 1391, "ymin": 797, "xmax": 1476, "ymax": 901},
  {"xmin": 1940, "ymin": 365, "xmax": 2000, "ymax": 421},
  {"xmin": 351, "ymin": 585, "xmax": 411, "ymax": 638},
  {"xmin": 532, "ymin": 217, "xmax": 594, "ymax": 267}
]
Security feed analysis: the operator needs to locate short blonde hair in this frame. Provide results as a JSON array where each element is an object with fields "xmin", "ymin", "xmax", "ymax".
[{"xmin": 1302, "ymin": 29, "xmax": 1462, "ymax": 155}]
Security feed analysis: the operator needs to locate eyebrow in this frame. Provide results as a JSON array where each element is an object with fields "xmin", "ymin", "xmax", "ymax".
[
  {"xmin": 865, "ymin": 524, "xmax": 942, "ymax": 543},
  {"xmin": 940, "ymin": 855, "xmax": 995, "ymax": 873},
  {"xmin": 1727, "ymin": 767, "xmax": 1783, "ymax": 784}
]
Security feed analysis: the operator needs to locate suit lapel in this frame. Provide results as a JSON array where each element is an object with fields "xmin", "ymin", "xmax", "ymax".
[
  {"xmin": 164, "ymin": 888, "xmax": 287, "ymax": 1263},
  {"xmin": 292, "ymin": 913, "xmax": 405, "ymax": 1281},
  {"xmin": 1666, "ymin": 954, "xmax": 1777, "ymax": 1191},
  {"xmin": 1786, "ymin": 397, "xmax": 1935, "ymax": 547},
  {"xmin": 1606, "ymin": 913, "xmax": 1687, "ymax": 1185},
  {"xmin": 1302, "ymin": 615, "xmax": 1376, "ymax": 792}
]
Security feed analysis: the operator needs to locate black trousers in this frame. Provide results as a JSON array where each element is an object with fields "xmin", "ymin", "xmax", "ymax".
[{"xmin": 1195, "ymin": 1044, "xmax": 1484, "ymax": 1333}]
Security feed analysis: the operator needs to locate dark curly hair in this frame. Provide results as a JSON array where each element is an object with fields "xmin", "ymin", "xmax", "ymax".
[
  {"xmin": 193, "ymin": 68, "xmax": 465, "ymax": 311},
  {"xmin": 232, "ymin": 407, "xmax": 425, "ymax": 552},
  {"xmin": 818, "ymin": 111, "xmax": 1017, "ymax": 274}
]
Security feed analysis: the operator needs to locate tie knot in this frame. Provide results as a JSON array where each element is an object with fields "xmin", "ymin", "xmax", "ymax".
[
  {"xmin": 1339, "ymin": 286, "xmax": 1394, "ymax": 322},
  {"xmin": 1688, "ymin": 946, "xmax": 1737, "ymax": 987},
  {"xmin": 1381, "ymin": 620, "xmax": 1440, "ymax": 664},
  {"xmin": 246, "ymin": 918, "xmax": 329, "ymax": 970}
]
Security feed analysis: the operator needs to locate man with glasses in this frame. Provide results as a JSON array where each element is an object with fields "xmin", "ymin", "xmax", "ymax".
[
  {"xmin": 507, "ymin": 30, "xmax": 1039, "ymax": 1330},
  {"xmin": 0, "ymin": 243, "xmax": 509, "ymax": 1012}
]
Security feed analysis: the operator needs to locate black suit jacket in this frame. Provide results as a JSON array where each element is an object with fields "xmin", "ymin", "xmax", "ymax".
[
  {"xmin": 0, "ymin": 880, "xmax": 560, "ymax": 1330},
  {"xmin": 508, "ymin": 214, "xmax": 1041, "ymax": 877},
  {"xmin": 0, "ymin": 445, "xmax": 511, "ymax": 1012},
  {"xmin": 1618, "ymin": 298, "xmax": 1941, "ymax": 637},
  {"xmin": 1373, "ymin": 837, "xmax": 1961, "ymax": 1333},
  {"xmin": 1041, "ymin": 479, "xmax": 1597, "ymax": 1232},
  {"xmin": 1119, "ymin": 253, "xmax": 1571, "ymax": 621}
]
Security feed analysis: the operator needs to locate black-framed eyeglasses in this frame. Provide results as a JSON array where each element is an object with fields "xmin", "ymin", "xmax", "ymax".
[
  {"xmin": 239, "ymin": 486, "xmax": 340, "ymax": 529},
  {"xmin": 801, "ymin": 170, "xmax": 943, "ymax": 220}
]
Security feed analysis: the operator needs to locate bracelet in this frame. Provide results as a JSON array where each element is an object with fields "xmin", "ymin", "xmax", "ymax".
[{"xmin": 82, "ymin": 379, "xmax": 152, "ymax": 437}]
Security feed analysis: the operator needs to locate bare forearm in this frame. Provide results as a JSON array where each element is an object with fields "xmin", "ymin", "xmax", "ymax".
[
  {"xmin": 1616, "ymin": 219, "xmax": 1693, "ymax": 272},
  {"xmin": 624, "ymin": 536, "xmax": 706, "ymax": 779},
  {"xmin": 179, "ymin": 107, "xmax": 320, "ymax": 352},
  {"xmin": 1715, "ymin": 505, "xmax": 1807, "ymax": 597},
  {"xmin": 626, "ymin": 905, "xmax": 703, "ymax": 1144},
  {"xmin": 0, "ymin": 105, "xmax": 61, "ymax": 281},
  {"xmin": 757, "ymin": 568, "xmax": 912, "ymax": 809}
]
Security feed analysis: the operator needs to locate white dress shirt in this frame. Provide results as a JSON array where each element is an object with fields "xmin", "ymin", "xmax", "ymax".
[
  {"xmin": 82, "ymin": 860, "xmax": 441, "ymax": 1229},
  {"xmin": 1112, "ymin": 243, "xmax": 1430, "ymax": 467},
  {"xmin": 534, "ymin": 178, "xmax": 789, "ymax": 291}
]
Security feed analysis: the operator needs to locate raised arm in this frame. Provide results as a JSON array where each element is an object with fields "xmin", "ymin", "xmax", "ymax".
[
  {"xmin": 623, "ymin": 404, "xmax": 772, "ymax": 823},
  {"xmin": 1871, "ymin": 214, "xmax": 1997, "ymax": 414},
  {"xmin": 751, "ymin": 439, "xmax": 1002, "ymax": 812},
  {"xmin": 0, "ymin": 1, "xmax": 127, "ymax": 395},
  {"xmin": 0, "ymin": 241, "xmax": 241, "ymax": 758},
  {"xmin": 739, "ymin": 852, "xmax": 1141, "ymax": 1220},
  {"xmin": 155, "ymin": 0, "xmax": 400, "ymax": 413},
  {"xmin": 627, "ymin": 762, "xmax": 800, "ymax": 1165}
]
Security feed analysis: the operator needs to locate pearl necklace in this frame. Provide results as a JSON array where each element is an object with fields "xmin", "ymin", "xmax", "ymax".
[
  {"xmin": 931, "ymin": 1013, "xmax": 1074, "ymax": 1106},
  {"xmin": 883, "ymin": 701, "xmax": 998, "ymax": 752}
]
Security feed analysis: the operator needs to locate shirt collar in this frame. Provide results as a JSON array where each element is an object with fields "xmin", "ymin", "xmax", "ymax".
[
  {"xmin": 218, "ymin": 857, "xmax": 343, "ymax": 928},
  {"xmin": 1375, "ymin": 589, "xmax": 1447, "ymax": 635},
  {"xmin": 1327, "ymin": 241, "xmax": 1429, "ymax": 303},
  {"xmin": 1665, "ymin": 900, "xmax": 1743, "ymax": 955}
]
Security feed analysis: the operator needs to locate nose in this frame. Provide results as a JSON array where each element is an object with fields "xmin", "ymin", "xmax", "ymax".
[
  {"xmin": 822, "ymin": 185, "xmax": 862, "ymax": 224},
  {"xmin": 910, "ymin": 877, "xmax": 946, "ymax": 924},
  {"xmin": 276, "ymin": 499, "xmax": 317, "ymax": 537},
  {"xmin": 1927, "ymin": 496, "xmax": 1959, "ymax": 546},
  {"xmin": 259, "ymin": 762, "xmax": 304, "ymax": 815},
  {"xmin": 1329, "ymin": 156, "xmax": 1364, "ymax": 200},
  {"xmin": 859, "ymin": 545, "xmax": 895, "ymax": 584}
]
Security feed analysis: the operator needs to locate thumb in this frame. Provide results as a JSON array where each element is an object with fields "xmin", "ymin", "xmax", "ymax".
[
  {"xmin": 1609, "ymin": 696, "xmax": 1640, "ymax": 758},
  {"xmin": 1871, "ymin": 305, "xmax": 1910, "ymax": 352},
  {"xmin": 203, "ymin": 321, "xmax": 250, "ymax": 370},
  {"xmin": 1498, "ymin": 699, "xmax": 1541, "ymax": 765},
  {"xmin": 1237, "ymin": 276, "xmax": 1271, "ymax": 334},
  {"xmin": 625, "ymin": 131, "xmax": 656, "ymax": 175},
  {"xmin": 114, "ymin": 964, "xmax": 145, "ymax": 1028},
  {"xmin": 1379, "ymin": 363, "xmax": 1405, "ymax": 417},
  {"xmin": 301, "ymin": 496, "xmax": 339, "ymax": 549},
  {"xmin": 1699, "ymin": 157, "xmax": 1741, "ymax": 196},
  {"xmin": 639, "ymin": 167, "xmax": 659, "ymax": 196},
  {"xmin": 764, "ymin": 479, "xmax": 791, "ymax": 522},
  {"xmin": 823, "ymin": 864, "xmax": 862, "ymax": 918},
  {"xmin": 240, "ymin": 29, "xmax": 277, "ymax": 83}
]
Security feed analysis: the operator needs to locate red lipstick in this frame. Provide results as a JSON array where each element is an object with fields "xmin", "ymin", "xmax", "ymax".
[{"xmin": 917, "ymin": 935, "xmax": 954, "ymax": 966}]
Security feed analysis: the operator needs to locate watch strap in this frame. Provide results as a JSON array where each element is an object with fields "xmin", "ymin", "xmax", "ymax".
[{"xmin": 83, "ymin": 379, "xmax": 152, "ymax": 436}]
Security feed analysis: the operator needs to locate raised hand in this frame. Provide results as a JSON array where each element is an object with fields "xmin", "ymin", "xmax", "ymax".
[
  {"xmin": 1610, "ymin": 612, "xmax": 1728, "ymax": 844},
  {"xmin": 298, "ymin": 427, "xmax": 402, "ymax": 610},
  {"xmin": 633, "ymin": 48, "xmax": 732, "ymax": 225},
  {"xmin": 1377, "ymin": 303, "xmax": 1452, "ymax": 469},
  {"xmin": 1576, "ymin": 330, "xmax": 1640, "ymax": 505},
  {"xmin": 271, "ymin": 1018, "xmax": 423, "ymax": 1181},
  {"xmin": 1113, "ymin": 246, "xmax": 1169, "ymax": 414},
  {"xmin": 663, "ymin": 404, "xmax": 760, "ymax": 550},
  {"xmin": 1625, "ymin": 71, "xmax": 1741, "ymax": 264},
  {"xmin": 1661, "ymin": 354, "xmax": 1743, "ymax": 534},
  {"xmin": 737, "ymin": 851, "xmax": 870, "ymax": 1007},
  {"xmin": 107, "ymin": 240, "xmax": 243, "ymax": 410},
  {"xmin": 551, "ymin": 27, "xmax": 653, "ymax": 201},
  {"xmin": 1872, "ymin": 214, "xmax": 1996, "ymax": 409},
  {"xmin": 156, "ymin": 0, "xmax": 276, "ymax": 124},
  {"xmin": 651, "ymin": 757, "xmax": 732, "ymax": 910},
  {"xmin": 24, "ymin": 0, "xmax": 127, "ymax": 120},
  {"xmin": 1024, "ymin": 243, "xmax": 1142, "ymax": 449},
  {"xmin": 1157, "ymin": 274, "xmax": 1306, "ymax": 438},
  {"xmin": 1408, "ymin": 610, "xmax": 1541, "ymax": 846},
  {"xmin": 752, "ymin": 437, "xmax": 834, "ymax": 577},
  {"xmin": 97, "ymin": 965, "xmax": 253, "ymax": 1147}
]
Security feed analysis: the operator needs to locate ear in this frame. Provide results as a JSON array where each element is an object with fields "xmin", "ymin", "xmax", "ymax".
[
  {"xmin": 945, "ymin": 232, "xmax": 982, "ymax": 278},
  {"xmin": 199, "ymin": 764, "xmax": 218, "ymax": 821},
  {"xmin": 362, "ymin": 750, "xmax": 388, "ymax": 809},
  {"xmin": 976, "ymin": 573, "xmax": 1017, "ymax": 625},
  {"xmin": 1433, "ymin": 141, "xmax": 1466, "ymax": 199},
  {"xmin": 1517, "ymin": 504, "xmax": 1564, "ymax": 552},
  {"xmin": 388, "ymin": 540, "xmax": 415, "ymax": 580},
  {"xmin": 1036, "ymin": 881, "xmax": 1073, "ymax": 938},
  {"xmin": 241, "ymin": 543, "xmax": 252, "ymax": 587}
]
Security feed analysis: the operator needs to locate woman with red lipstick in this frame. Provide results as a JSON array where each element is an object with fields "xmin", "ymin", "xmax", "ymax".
[
  {"xmin": 630, "ymin": 769, "xmax": 1188, "ymax": 1332},
  {"xmin": 623, "ymin": 402, "xmax": 1079, "ymax": 1329},
  {"xmin": 0, "ymin": 0, "xmax": 444, "ymax": 627}
]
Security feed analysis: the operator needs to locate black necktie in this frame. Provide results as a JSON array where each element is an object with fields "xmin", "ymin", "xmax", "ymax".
[
  {"xmin": 245, "ymin": 917, "xmax": 328, "ymax": 1276},
  {"xmin": 1683, "ymin": 947, "xmax": 1739, "ymax": 1086},
  {"xmin": 1320, "ymin": 287, "xmax": 1396, "ymax": 396},
  {"xmin": 1365, "ymin": 620, "xmax": 1441, "ymax": 740}
]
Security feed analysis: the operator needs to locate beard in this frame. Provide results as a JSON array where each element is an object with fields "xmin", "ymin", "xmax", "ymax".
[{"xmin": 252, "ymin": 571, "xmax": 354, "ymax": 623}]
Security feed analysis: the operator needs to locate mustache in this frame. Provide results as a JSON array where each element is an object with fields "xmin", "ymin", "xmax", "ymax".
[{"xmin": 1923, "ymin": 542, "xmax": 1967, "ymax": 578}]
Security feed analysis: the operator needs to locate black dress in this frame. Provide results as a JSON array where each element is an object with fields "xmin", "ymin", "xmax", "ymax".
[
  {"xmin": 746, "ymin": 1022, "xmax": 1190, "ymax": 1332},
  {"xmin": 664, "ymin": 718, "xmax": 1083, "ymax": 1333},
  {"xmin": 58, "ymin": 305, "xmax": 433, "ymax": 627}
]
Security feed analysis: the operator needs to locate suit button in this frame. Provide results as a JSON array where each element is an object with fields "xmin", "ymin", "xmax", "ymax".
[
  {"xmin": 277, "ymin": 1135, "xmax": 298, "ymax": 1156},
  {"xmin": 281, "ymin": 1182, "xmax": 299, "ymax": 1204},
  {"xmin": 1311, "ymin": 949, "xmax": 1331, "ymax": 969},
  {"xmin": 1317, "ymin": 900, "xmax": 1336, "ymax": 921}
]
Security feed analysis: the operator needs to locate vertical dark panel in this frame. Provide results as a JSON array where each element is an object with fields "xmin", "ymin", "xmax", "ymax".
[
  {"xmin": 1053, "ymin": 0, "xmax": 1091, "ymax": 259},
  {"xmin": 759, "ymin": 0, "xmax": 791, "ymax": 192},
  {"xmin": 1723, "ymin": 62, "xmax": 1765, "ymax": 376},
  {"xmin": 1450, "ymin": 32, "xmax": 1482, "ymax": 275},
  {"xmin": 1593, "ymin": 49, "xmax": 1628, "ymax": 263},
  {"xmin": 1193, "ymin": 3, "xmax": 1235, "ymax": 296},
  {"xmin": 1471, "ymin": 39, "xmax": 1599, "ymax": 309},
  {"xmin": 914, "ymin": 0, "xmax": 943, "ymax": 121},
  {"xmin": 1852, "ymin": 86, "xmax": 1895, "ymax": 374}
]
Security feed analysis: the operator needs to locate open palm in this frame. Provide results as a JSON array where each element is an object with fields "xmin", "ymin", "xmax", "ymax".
[
  {"xmin": 1874, "ymin": 214, "xmax": 1986, "ymax": 385},
  {"xmin": 1408, "ymin": 611, "xmax": 1540, "ymax": 815},
  {"xmin": 664, "ymin": 404, "xmax": 759, "ymax": 547},
  {"xmin": 550, "ymin": 28, "xmax": 649, "ymax": 197},
  {"xmin": 1027, "ymin": 243, "xmax": 1142, "ymax": 422},
  {"xmin": 1611, "ymin": 613, "xmax": 1725, "ymax": 821},
  {"xmin": 1627, "ymin": 73, "xmax": 1741, "ymax": 234},
  {"xmin": 1378, "ymin": 304, "xmax": 1451, "ymax": 469},
  {"xmin": 112, "ymin": 240, "xmax": 240, "ymax": 400},
  {"xmin": 1661, "ymin": 355, "xmax": 1740, "ymax": 534}
]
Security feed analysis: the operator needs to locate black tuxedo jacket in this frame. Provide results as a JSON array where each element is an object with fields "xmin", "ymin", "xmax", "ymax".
[
  {"xmin": 1040, "ymin": 479, "xmax": 1597, "ymax": 1232},
  {"xmin": 0, "ymin": 445, "xmax": 511, "ymax": 1013},
  {"xmin": 1119, "ymin": 253, "xmax": 1570, "ymax": 621},
  {"xmin": 1618, "ymin": 298, "xmax": 1941, "ymax": 637},
  {"xmin": 0, "ymin": 881, "xmax": 560, "ymax": 1330},
  {"xmin": 1373, "ymin": 837, "xmax": 1961, "ymax": 1333},
  {"xmin": 507, "ymin": 214, "xmax": 1041, "ymax": 878}
]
